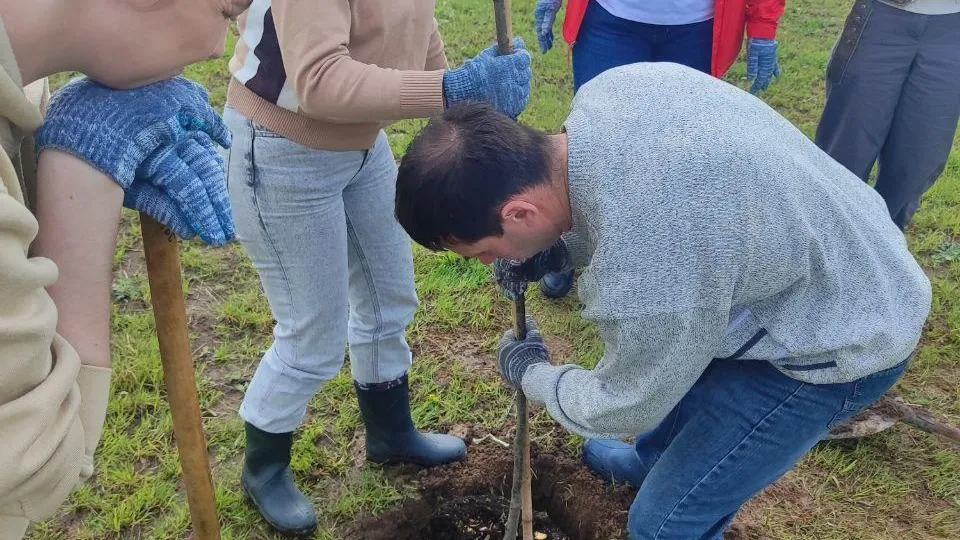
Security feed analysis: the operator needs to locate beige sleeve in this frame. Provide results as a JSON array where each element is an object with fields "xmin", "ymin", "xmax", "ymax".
[
  {"xmin": 425, "ymin": 18, "xmax": 449, "ymax": 72},
  {"xmin": 0, "ymin": 515, "xmax": 29, "ymax": 540},
  {"xmin": 0, "ymin": 152, "xmax": 86, "ymax": 522},
  {"xmin": 77, "ymin": 364, "xmax": 111, "ymax": 481},
  {"xmin": 17, "ymin": 79, "xmax": 48, "ymax": 213},
  {"xmin": 272, "ymin": 0, "xmax": 445, "ymax": 123}
]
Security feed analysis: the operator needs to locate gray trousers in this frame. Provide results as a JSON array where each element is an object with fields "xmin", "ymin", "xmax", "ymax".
[{"xmin": 815, "ymin": 0, "xmax": 960, "ymax": 229}]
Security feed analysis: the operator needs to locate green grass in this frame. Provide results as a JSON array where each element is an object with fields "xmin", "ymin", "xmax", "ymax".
[{"xmin": 28, "ymin": 0, "xmax": 960, "ymax": 538}]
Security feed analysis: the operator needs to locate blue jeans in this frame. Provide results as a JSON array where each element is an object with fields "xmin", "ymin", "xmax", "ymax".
[
  {"xmin": 223, "ymin": 107, "xmax": 419, "ymax": 434},
  {"xmin": 572, "ymin": 1, "xmax": 713, "ymax": 92},
  {"xmin": 622, "ymin": 357, "xmax": 909, "ymax": 539},
  {"xmin": 815, "ymin": 1, "xmax": 960, "ymax": 229}
]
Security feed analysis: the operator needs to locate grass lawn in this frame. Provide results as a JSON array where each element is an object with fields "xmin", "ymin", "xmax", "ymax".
[{"xmin": 30, "ymin": 0, "xmax": 960, "ymax": 538}]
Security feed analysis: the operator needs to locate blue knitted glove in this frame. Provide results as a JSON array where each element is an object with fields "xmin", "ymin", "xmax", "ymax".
[
  {"xmin": 443, "ymin": 38, "xmax": 532, "ymax": 119},
  {"xmin": 125, "ymin": 131, "xmax": 234, "ymax": 246},
  {"xmin": 36, "ymin": 77, "xmax": 233, "ymax": 244},
  {"xmin": 746, "ymin": 38, "xmax": 781, "ymax": 94},
  {"xmin": 534, "ymin": 0, "xmax": 563, "ymax": 54}
]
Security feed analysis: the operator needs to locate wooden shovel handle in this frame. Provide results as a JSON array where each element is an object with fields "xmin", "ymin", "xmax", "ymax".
[{"xmin": 140, "ymin": 214, "xmax": 221, "ymax": 540}]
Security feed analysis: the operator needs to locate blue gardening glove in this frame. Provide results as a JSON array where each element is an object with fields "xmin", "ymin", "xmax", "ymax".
[
  {"xmin": 36, "ymin": 76, "xmax": 233, "ymax": 244},
  {"xmin": 534, "ymin": 0, "xmax": 563, "ymax": 54},
  {"xmin": 746, "ymin": 38, "xmax": 781, "ymax": 94},
  {"xmin": 493, "ymin": 238, "xmax": 570, "ymax": 301},
  {"xmin": 443, "ymin": 37, "xmax": 532, "ymax": 118},
  {"xmin": 125, "ymin": 131, "xmax": 234, "ymax": 246},
  {"xmin": 498, "ymin": 316, "xmax": 550, "ymax": 389}
]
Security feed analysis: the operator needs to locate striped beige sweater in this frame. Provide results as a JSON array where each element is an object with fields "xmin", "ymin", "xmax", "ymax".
[{"xmin": 227, "ymin": 0, "xmax": 449, "ymax": 151}]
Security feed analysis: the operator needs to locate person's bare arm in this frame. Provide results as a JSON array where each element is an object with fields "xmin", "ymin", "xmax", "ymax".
[{"xmin": 31, "ymin": 150, "xmax": 123, "ymax": 369}]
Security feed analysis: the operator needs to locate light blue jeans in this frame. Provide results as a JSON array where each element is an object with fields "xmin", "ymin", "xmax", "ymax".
[{"xmin": 223, "ymin": 107, "xmax": 418, "ymax": 434}]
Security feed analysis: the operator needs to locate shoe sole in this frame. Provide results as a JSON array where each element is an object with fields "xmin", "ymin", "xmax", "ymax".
[
  {"xmin": 241, "ymin": 479, "xmax": 318, "ymax": 537},
  {"xmin": 366, "ymin": 453, "xmax": 467, "ymax": 467},
  {"xmin": 366, "ymin": 448, "xmax": 467, "ymax": 467}
]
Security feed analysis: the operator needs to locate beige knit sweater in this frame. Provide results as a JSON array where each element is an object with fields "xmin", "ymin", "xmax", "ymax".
[{"xmin": 0, "ymin": 18, "xmax": 111, "ymax": 539}]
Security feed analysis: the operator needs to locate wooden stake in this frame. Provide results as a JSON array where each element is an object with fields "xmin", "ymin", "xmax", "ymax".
[
  {"xmin": 504, "ymin": 297, "xmax": 534, "ymax": 540},
  {"xmin": 492, "ymin": 3, "xmax": 532, "ymax": 536},
  {"xmin": 141, "ymin": 214, "xmax": 221, "ymax": 540},
  {"xmin": 825, "ymin": 393, "xmax": 960, "ymax": 444},
  {"xmin": 884, "ymin": 395, "xmax": 960, "ymax": 443},
  {"xmin": 504, "ymin": 389, "xmax": 524, "ymax": 539},
  {"xmin": 518, "ymin": 381, "xmax": 534, "ymax": 540},
  {"xmin": 493, "ymin": 0, "xmax": 513, "ymax": 55}
]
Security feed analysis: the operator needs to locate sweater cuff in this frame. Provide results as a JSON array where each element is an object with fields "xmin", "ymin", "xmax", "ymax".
[
  {"xmin": 521, "ymin": 362, "xmax": 579, "ymax": 406},
  {"xmin": 522, "ymin": 363, "xmax": 603, "ymax": 439},
  {"xmin": 400, "ymin": 70, "xmax": 446, "ymax": 118},
  {"xmin": 77, "ymin": 364, "xmax": 112, "ymax": 481}
]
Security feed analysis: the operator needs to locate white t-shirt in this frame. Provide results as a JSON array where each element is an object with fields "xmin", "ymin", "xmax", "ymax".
[
  {"xmin": 596, "ymin": 0, "xmax": 716, "ymax": 26},
  {"xmin": 878, "ymin": 0, "xmax": 960, "ymax": 14}
]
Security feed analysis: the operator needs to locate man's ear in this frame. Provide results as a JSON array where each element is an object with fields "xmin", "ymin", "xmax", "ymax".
[{"xmin": 501, "ymin": 199, "xmax": 539, "ymax": 227}]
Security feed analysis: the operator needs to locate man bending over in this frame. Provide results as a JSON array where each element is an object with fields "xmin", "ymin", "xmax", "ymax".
[{"xmin": 393, "ymin": 63, "xmax": 931, "ymax": 539}]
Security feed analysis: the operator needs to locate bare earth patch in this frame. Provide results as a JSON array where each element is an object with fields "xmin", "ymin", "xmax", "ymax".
[{"xmin": 346, "ymin": 442, "xmax": 633, "ymax": 540}]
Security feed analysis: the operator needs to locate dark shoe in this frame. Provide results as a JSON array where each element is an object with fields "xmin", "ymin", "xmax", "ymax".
[
  {"xmin": 539, "ymin": 269, "xmax": 574, "ymax": 299},
  {"xmin": 582, "ymin": 439, "xmax": 646, "ymax": 489},
  {"xmin": 355, "ymin": 374, "xmax": 467, "ymax": 466},
  {"xmin": 242, "ymin": 422, "xmax": 318, "ymax": 536}
]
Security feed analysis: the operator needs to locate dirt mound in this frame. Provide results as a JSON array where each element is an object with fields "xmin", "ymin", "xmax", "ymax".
[{"xmin": 345, "ymin": 442, "xmax": 633, "ymax": 539}]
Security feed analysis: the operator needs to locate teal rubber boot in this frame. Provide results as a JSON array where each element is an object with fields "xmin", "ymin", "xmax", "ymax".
[
  {"xmin": 355, "ymin": 374, "xmax": 467, "ymax": 466},
  {"xmin": 241, "ymin": 422, "xmax": 318, "ymax": 537}
]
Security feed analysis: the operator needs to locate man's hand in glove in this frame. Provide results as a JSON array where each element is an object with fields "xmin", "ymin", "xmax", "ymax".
[
  {"xmin": 126, "ymin": 130, "xmax": 234, "ymax": 245},
  {"xmin": 493, "ymin": 238, "xmax": 570, "ymax": 300},
  {"xmin": 497, "ymin": 316, "xmax": 551, "ymax": 389}
]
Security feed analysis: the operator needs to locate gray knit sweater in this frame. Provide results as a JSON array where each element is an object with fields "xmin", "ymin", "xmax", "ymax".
[{"xmin": 521, "ymin": 63, "xmax": 932, "ymax": 440}]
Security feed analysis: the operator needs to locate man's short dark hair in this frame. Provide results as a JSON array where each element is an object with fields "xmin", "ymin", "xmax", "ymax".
[{"xmin": 395, "ymin": 102, "xmax": 552, "ymax": 250}]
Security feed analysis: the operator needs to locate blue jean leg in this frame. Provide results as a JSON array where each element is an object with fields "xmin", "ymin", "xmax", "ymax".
[
  {"xmin": 655, "ymin": 19, "xmax": 713, "ymax": 74},
  {"xmin": 572, "ymin": 1, "xmax": 713, "ymax": 92},
  {"xmin": 342, "ymin": 133, "xmax": 418, "ymax": 384},
  {"xmin": 627, "ymin": 358, "xmax": 909, "ymax": 540},
  {"xmin": 572, "ymin": 2, "xmax": 654, "ymax": 92}
]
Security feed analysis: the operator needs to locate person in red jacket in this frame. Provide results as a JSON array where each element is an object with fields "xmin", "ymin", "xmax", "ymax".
[{"xmin": 533, "ymin": 0, "xmax": 786, "ymax": 299}]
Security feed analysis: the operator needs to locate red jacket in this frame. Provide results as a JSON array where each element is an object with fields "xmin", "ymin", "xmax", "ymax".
[{"xmin": 562, "ymin": 0, "xmax": 785, "ymax": 78}]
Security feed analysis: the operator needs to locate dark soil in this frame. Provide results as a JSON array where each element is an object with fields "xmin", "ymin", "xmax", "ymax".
[
  {"xmin": 346, "ymin": 442, "xmax": 634, "ymax": 540},
  {"xmin": 345, "ymin": 434, "xmax": 789, "ymax": 539},
  {"xmin": 422, "ymin": 494, "xmax": 569, "ymax": 539}
]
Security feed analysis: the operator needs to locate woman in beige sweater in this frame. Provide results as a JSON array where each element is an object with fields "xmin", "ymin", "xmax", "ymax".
[{"xmin": 222, "ymin": 1, "xmax": 532, "ymax": 534}]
